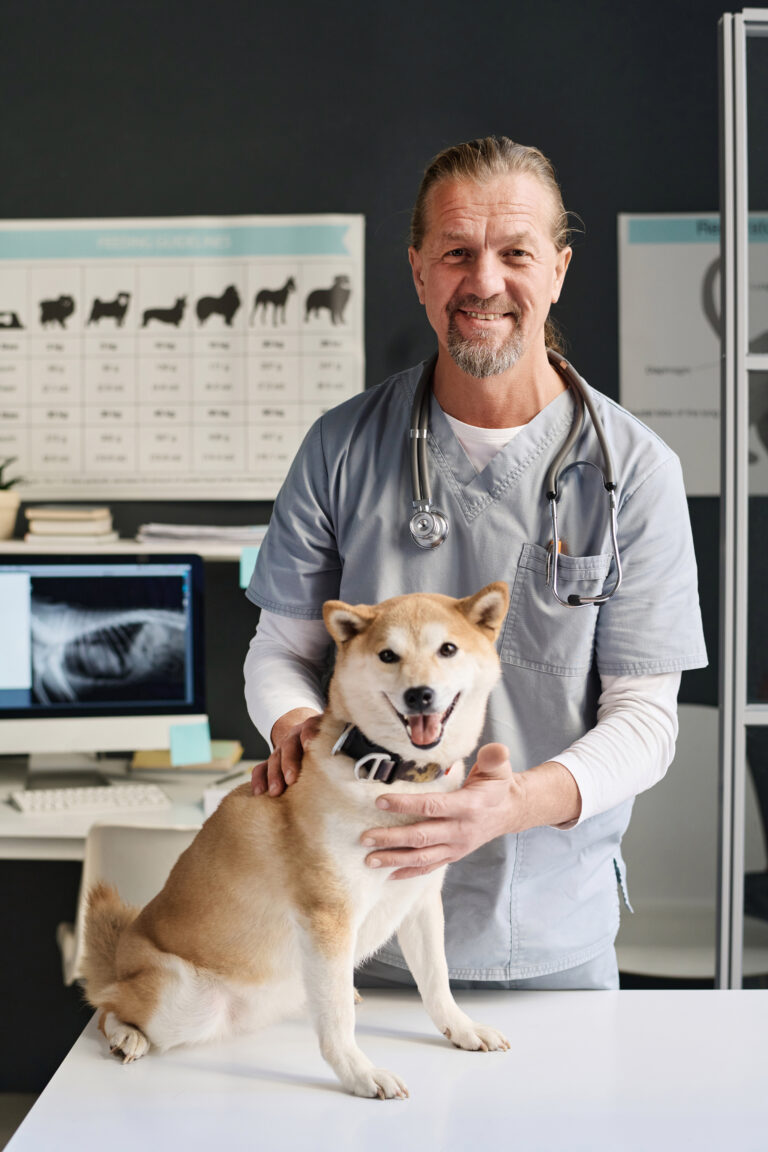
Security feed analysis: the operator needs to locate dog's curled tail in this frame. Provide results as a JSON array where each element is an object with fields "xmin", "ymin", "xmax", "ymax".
[{"xmin": 81, "ymin": 882, "xmax": 140, "ymax": 1006}]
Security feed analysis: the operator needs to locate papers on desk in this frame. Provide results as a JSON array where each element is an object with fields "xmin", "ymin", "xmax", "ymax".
[{"xmin": 136, "ymin": 523, "xmax": 268, "ymax": 546}]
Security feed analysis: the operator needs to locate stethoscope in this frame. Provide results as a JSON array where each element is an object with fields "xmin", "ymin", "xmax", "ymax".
[{"xmin": 408, "ymin": 348, "xmax": 623, "ymax": 607}]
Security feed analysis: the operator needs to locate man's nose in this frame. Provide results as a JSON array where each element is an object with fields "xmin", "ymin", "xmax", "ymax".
[{"xmin": 462, "ymin": 251, "xmax": 507, "ymax": 300}]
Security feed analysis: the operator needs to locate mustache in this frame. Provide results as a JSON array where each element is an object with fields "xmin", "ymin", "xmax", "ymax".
[{"xmin": 447, "ymin": 295, "xmax": 522, "ymax": 319}]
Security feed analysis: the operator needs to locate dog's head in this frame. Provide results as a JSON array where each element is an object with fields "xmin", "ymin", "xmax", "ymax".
[{"xmin": 323, "ymin": 583, "xmax": 509, "ymax": 766}]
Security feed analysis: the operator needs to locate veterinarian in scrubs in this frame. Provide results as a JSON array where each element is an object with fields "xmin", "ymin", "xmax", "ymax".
[{"xmin": 243, "ymin": 136, "xmax": 707, "ymax": 990}]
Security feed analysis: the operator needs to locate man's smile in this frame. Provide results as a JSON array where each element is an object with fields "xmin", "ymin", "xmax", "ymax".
[
  {"xmin": 462, "ymin": 310, "xmax": 510, "ymax": 321},
  {"xmin": 448, "ymin": 296, "xmax": 522, "ymax": 333}
]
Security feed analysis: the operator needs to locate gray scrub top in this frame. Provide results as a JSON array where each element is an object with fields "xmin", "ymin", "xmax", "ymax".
[{"xmin": 247, "ymin": 359, "xmax": 707, "ymax": 980}]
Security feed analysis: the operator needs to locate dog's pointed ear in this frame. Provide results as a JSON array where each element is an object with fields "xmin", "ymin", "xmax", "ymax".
[
  {"xmin": 456, "ymin": 582, "xmax": 509, "ymax": 640},
  {"xmin": 323, "ymin": 600, "xmax": 377, "ymax": 645}
]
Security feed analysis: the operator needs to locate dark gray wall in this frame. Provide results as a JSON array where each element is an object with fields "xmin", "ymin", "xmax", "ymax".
[{"xmin": 0, "ymin": 0, "xmax": 727, "ymax": 1089}]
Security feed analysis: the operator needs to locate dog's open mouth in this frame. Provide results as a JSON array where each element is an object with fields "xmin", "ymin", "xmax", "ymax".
[{"xmin": 388, "ymin": 693, "xmax": 460, "ymax": 750}]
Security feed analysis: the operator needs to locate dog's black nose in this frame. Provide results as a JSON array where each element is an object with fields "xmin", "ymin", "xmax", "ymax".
[{"xmin": 403, "ymin": 685, "xmax": 435, "ymax": 713}]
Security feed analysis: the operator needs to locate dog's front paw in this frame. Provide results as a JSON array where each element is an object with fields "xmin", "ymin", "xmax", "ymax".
[
  {"xmin": 343, "ymin": 1065, "xmax": 409, "ymax": 1100},
  {"xmin": 443, "ymin": 1020, "xmax": 510, "ymax": 1053},
  {"xmin": 104, "ymin": 1012, "xmax": 150, "ymax": 1064}
]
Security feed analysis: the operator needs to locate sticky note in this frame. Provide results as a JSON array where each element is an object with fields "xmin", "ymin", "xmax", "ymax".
[
  {"xmin": 170, "ymin": 719, "xmax": 212, "ymax": 766},
  {"xmin": 239, "ymin": 546, "xmax": 260, "ymax": 589}
]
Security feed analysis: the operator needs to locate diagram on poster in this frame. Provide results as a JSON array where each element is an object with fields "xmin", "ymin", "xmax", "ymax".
[
  {"xmin": 618, "ymin": 213, "xmax": 768, "ymax": 496},
  {"xmin": 0, "ymin": 215, "xmax": 364, "ymax": 499}
]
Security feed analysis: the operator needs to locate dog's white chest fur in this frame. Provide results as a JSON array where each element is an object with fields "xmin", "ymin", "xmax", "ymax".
[{"xmin": 320, "ymin": 803, "xmax": 444, "ymax": 962}]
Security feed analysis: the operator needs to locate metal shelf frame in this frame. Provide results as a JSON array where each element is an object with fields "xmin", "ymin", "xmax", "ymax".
[{"xmin": 718, "ymin": 8, "xmax": 768, "ymax": 988}]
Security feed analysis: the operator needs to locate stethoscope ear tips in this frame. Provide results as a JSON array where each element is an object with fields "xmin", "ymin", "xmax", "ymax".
[{"xmin": 409, "ymin": 506, "xmax": 449, "ymax": 549}]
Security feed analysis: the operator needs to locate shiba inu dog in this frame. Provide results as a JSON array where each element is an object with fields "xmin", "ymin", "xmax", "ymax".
[{"xmin": 83, "ymin": 581, "xmax": 510, "ymax": 1099}]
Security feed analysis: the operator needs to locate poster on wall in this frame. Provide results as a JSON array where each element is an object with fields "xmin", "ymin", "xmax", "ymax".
[
  {"xmin": 0, "ymin": 214, "xmax": 364, "ymax": 500},
  {"xmin": 618, "ymin": 213, "xmax": 768, "ymax": 496}
]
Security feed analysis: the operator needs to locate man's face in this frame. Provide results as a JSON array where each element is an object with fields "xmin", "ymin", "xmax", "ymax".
[{"xmin": 409, "ymin": 172, "xmax": 571, "ymax": 378}]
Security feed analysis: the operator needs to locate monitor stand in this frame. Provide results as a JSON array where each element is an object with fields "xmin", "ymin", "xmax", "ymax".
[{"xmin": 24, "ymin": 752, "xmax": 131, "ymax": 790}]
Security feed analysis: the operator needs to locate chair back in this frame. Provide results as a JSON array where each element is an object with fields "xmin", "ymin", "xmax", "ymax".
[{"xmin": 58, "ymin": 823, "xmax": 198, "ymax": 985}]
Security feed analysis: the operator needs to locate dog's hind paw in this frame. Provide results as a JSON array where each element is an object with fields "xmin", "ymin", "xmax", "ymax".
[
  {"xmin": 104, "ymin": 1013, "xmax": 150, "ymax": 1064},
  {"xmin": 443, "ymin": 1021, "xmax": 510, "ymax": 1052}
]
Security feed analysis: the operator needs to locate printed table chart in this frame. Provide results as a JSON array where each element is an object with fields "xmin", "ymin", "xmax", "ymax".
[
  {"xmin": 0, "ymin": 215, "xmax": 364, "ymax": 499},
  {"xmin": 618, "ymin": 212, "xmax": 768, "ymax": 496}
]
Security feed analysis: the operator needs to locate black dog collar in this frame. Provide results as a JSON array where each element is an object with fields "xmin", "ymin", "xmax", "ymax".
[{"xmin": 331, "ymin": 724, "xmax": 446, "ymax": 784}]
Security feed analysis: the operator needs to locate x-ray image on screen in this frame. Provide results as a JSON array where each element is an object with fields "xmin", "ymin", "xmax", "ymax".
[
  {"xmin": 0, "ymin": 557, "xmax": 205, "ymax": 760},
  {"xmin": 29, "ymin": 593, "xmax": 187, "ymax": 705}
]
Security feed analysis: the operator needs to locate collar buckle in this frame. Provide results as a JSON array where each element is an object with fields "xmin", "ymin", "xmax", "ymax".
[{"xmin": 353, "ymin": 752, "xmax": 396, "ymax": 782}]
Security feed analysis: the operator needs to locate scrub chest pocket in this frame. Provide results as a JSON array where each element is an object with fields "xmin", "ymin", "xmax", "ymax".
[{"xmin": 501, "ymin": 544, "xmax": 613, "ymax": 675}]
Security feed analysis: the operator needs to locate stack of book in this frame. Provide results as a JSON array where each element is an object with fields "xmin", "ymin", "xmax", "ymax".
[{"xmin": 24, "ymin": 505, "xmax": 119, "ymax": 545}]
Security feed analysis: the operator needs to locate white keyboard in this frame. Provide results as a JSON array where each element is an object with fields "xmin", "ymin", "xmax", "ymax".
[{"xmin": 10, "ymin": 782, "xmax": 172, "ymax": 815}]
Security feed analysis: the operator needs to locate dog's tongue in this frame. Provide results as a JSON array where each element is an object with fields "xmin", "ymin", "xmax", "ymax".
[{"xmin": 407, "ymin": 713, "xmax": 442, "ymax": 746}]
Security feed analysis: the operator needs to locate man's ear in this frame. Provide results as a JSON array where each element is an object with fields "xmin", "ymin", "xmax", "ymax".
[
  {"xmin": 456, "ymin": 582, "xmax": 510, "ymax": 640},
  {"xmin": 551, "ymin": 245, "xmax": 572, "ymax": 304},
  {"xmin": 408, "ymin": 246, "xmax": 425, "ymax": 305},
  {"xmin": 322, "ymin": 600, "xmax": 377, "ymax": 645}
]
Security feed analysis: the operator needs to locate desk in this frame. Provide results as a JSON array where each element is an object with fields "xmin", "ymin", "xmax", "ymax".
[
  {"xmin": 7, "ymin": 989, "xmax": 768, "ymax": 1151},
  {"xmin": 0, "ymin": 760, "xmax": 253, "ymax": 861}
]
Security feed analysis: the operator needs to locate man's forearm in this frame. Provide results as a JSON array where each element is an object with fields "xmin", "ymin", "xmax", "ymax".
[
  {"xmin": 553, "ymin": 671, "xmax": 681, "ymax": 825},
  {"xmin": 243, "ymin": 611, "xmax": 328, "ymax": 747},
  {"xmin": 517, "ymin": 760, "xmax": 583, "ymax": 831}
]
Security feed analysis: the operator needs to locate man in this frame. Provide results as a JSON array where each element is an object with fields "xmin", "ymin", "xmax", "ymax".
[{"xmin": 244, "ymin": 137, "xmax": 707, "ymax": 989}]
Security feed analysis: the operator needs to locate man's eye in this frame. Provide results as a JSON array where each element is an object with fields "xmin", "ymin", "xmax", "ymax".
[
  {"xmin": 444, "ymin": 248, "xmax": 467, "ymax": 260},
  {"xmin": 439, "ymin": 643, "xmax": 458, "ymax": 658},
  {"xmin": 378, "ymin": 649, "xmax": 400, "ymax": 663}
]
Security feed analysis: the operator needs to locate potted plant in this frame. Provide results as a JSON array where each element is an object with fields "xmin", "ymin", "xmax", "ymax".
[{"xmin": 0, "ymin": 456, "xmax": 23, "ymax": 539}]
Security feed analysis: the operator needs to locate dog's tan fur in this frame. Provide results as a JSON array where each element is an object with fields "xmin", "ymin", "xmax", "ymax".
[{"xmin": 83, "ymin": 582, "xmax": 510, "ymax": 1098}]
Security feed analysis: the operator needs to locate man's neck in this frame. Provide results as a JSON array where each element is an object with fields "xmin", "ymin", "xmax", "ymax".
[{"xmin": 431, "ymin": 343, "xmax": 566, "ymax": 429}]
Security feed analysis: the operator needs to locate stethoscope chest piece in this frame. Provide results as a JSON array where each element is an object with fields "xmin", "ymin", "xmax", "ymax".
[{"xmin": 409, "ymin": 503, "xmax": 449, "ymax": 549}]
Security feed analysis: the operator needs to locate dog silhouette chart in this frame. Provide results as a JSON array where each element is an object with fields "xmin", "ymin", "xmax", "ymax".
[
  {"xmin": 0, "ymin": 213, "xmax": 363, "ymax": 499},
  {"xmin": 251, "ymin": 277, "xmax": 296, "ymax": 326},
  {"xmin": 196, "ymin": 285, "xmax": 241, "ymax": 326},
  {"xmin": 305, "ymin": 275, "xmax": 351, "ymax": 325},
  {"xmin": 87, "ymin": 293, "xmax": 131, "ymax": 327},
  {"xmin": 141, "ymin": 296, "xmax": 186, "ymax": 328},
  {"xmin": 40, "ymin": 295, "xmax": 75, "ymax": 328}
]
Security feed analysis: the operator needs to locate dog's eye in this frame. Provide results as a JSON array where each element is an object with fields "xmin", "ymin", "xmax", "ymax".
[
  {"xmin": 378, "ymin": 649, "xmax": 400, "ymax": 664},
  {"xmin": 439, "ymin": 643, "xmax": 458, "ymax": 658}
]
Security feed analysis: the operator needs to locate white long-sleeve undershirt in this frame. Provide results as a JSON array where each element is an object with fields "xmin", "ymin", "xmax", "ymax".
[{"xmin": 243, "ymin": 609, "xmax": 681, "ymax": 827}]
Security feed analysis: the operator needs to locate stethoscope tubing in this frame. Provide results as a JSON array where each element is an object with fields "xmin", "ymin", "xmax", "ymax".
[
  {"xmin": 410, "ymin": 354, "xmax": 436, "ymax": 506},
  {"xmin": 408, "ymin": 348, "xmax": 623, "ymax": 605}
]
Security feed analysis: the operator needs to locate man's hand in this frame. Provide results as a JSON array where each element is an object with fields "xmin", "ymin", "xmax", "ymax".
[
  {"xmin": 359, "ymin": 744, "xmax": 582, "ymax": 879},
  {"xmin": 360, "ymin": 744, "xmax": 519, "ymax": 879},
  {"xmin": 251, "ymin": 709, "xmax": 321, "ymax": 796}
]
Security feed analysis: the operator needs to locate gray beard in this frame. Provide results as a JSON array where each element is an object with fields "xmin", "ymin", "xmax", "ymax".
[{"xmin": 446, "ymin": 311, "xmax": 525, "ymax": 379}]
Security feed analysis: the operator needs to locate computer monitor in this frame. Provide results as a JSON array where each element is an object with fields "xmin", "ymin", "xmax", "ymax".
[{"xmin": 0, "ymin": 554, "xmax": 207, "ymax": 776}]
